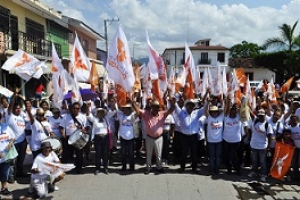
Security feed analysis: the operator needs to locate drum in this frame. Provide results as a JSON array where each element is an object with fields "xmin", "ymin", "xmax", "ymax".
[
  {"xmin": 68, "ymin": 130, "xmax": 89, "ymax": 149},
  {"xmin": 43, "ymin": 137, "xmax": 62, "ymax": 155}
]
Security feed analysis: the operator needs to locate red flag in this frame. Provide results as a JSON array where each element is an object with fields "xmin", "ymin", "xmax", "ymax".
[{"xmin": 270, "ymin": 142, "xmax": 294, "ymax": 180}]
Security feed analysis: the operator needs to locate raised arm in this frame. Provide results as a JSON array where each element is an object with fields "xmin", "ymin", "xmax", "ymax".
[
  {"xmin": 166, "ymin": 97, "xmax": 176, "ymax": 116},
  {"xmin": 130, "ymin": 97, "xmax": 142, "ymax": 116}
]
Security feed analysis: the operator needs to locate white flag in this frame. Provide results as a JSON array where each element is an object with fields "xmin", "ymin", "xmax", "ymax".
[
  {"xmin": 70, "ymin": 34, "xmax": 91, "ymax": 82},
  {"xmin": 0, "ymin": 85, "xmax": 13, "ymax": 97}
]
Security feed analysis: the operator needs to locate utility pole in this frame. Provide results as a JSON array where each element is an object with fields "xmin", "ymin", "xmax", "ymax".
[{"xmin": 104, "ymin": 18, "xmax": 119, "ymax": 54}]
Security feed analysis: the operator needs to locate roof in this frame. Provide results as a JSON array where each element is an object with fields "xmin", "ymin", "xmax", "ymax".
[
  {"xmin": 63, "ymin": 16, "xmax": 105, "ymax": 41},
  {"xmin": 164, "ymin": 45, "xmax": 229, "ymax": 51}
]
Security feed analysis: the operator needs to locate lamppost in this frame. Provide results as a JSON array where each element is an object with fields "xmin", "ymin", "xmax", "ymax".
[
  {"xmin": 132, "ymin": 42, "xmax": 141, "ymax": 60},
  {"xmin": 104, "ymin": 18, "xmax": 119, "ymax": 53}
]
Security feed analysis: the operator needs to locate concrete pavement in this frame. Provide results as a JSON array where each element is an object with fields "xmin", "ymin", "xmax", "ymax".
[
  {"xmin": 4, "ymin": 160, "xmax": 300, "ymax": 200},
  {"xmin": 3, "ymin": 150, "xmax": 300, "ymax": 200}
]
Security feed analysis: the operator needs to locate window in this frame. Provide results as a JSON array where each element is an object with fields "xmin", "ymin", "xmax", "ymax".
[
  {"xmin": 0, "ymin": 6, "xmax": 10, "ymax": 33},
  {"xmin": 217, "ymin": 52, "xmax": 225, "ymax": 62},
  {"xmin": 245, "ymin": 72, "xmax": 254, "ymax": 81},
  {"xmin": 201, "ymin": 52, "xmax": 208, "ymax": 60},
  {"xmin": 26, "ymin": 18, "xmax": 44, "ymax": 42}
]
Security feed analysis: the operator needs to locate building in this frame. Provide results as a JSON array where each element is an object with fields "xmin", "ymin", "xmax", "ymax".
[
  {"xmin": 0, "ymin": 0, "xmax": 106, "ymax": 99},
  {"xmin": 162, "ymin": 39, "xmax": 230, "ymax": 77}
]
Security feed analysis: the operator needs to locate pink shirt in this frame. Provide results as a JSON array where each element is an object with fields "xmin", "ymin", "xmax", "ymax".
[{"xmin": 141, "ymin": 110, "xmax": 167, "ymax": 138}]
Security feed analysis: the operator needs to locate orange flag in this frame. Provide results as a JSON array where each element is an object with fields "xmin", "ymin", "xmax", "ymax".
[
  {"xmin": 235, "ymin": 68, "xmax": 247, "ymax": 87},
  {"xmin": 115, "ymin": 84, "xmax": 127, "ymax": 107},
  {"xmin": 281, "ymin": 76, "xmax": 294, "ymax": 93},
  {"xmin": 152, "ymin": 79, "xmax": 164, "ymax": 106},
  {"xmin": 270, "ymin": 142, "xmax": 294, "ymax": 180},
  {"xmin": 133, "ymin": 62, "xmax": 141, "ymax": 91},
  {"xmin": 183, "ymin": 69, "xmax": 194, "ymax": 99},
  {"xmin": 89, "ymin": 60, "xmax": 99, "ymax": 91}
]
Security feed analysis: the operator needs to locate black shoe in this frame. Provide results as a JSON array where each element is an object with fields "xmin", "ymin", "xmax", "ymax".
[
  {"xmin": 120, "ymin": 168, "xmax": 126, "ymax": 175},
  {"xmin": 128, "ymin": 169, "xmax": 134, "ymax": 174},
  {"xmin": 7, "ymin": 177, "xmax": 15, "ymax": 184},
  {"xmin": 0, "ymin": 188, "xmax": 11, "ymax": 195},
  {"xmin": 104, "ymin": 169, "xmax": 109, "ymax": 175},
  {"xmin": 156, "ymin": 168, "xmax": 164, "ymax": 173},
  {"xmin": 192, "ymin": 168, "xmax": 200, "ymax": 174},
  {"xmin": 178, "ymin": 168, "xmax": 185, "ymax": 173},
  {"xmin": 144, "ymin": 168, "xmax": 151, "ymax": 175},
  {"xmin": 94, "ymin": 170, "xmax": 100, "ymax": 175},
  {"xmin": 76, "ymin": 169, "xmax": 84, "ymax": 174}
]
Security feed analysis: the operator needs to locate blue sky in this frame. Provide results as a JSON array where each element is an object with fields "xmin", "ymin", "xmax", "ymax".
[{"xmin": 41, "ymin": 0, "xmax": 300, "ymax": 57}]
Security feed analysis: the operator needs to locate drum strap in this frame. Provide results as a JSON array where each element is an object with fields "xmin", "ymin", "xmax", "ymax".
[
  {"xmin": 72, "ymin": 114, "xmax": 83, "ymax": 130},
  {"xmin": 38, "ymin": 121, "xmax": 50, "ymax": 137}
]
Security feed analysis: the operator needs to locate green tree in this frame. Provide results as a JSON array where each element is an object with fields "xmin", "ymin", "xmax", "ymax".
[
  {"xmin": 263, "ymin": 21, "xmax": 300, "ymax": 51},
  {"xmin": 230, "ymin": 41, "xmax": 263, "ymax": 58}
]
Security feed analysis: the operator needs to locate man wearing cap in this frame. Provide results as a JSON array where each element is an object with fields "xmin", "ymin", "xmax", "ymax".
[
  {"xmin": 174, "ymin": 99, "xmax": 205, "ymax": 174},
  {"xmin": 31, "ymin": 141, "xmax": 64, "ymax": 199},
  {"xmin": 247, "ymin": 109, "xmax": 273, "ymax": 182},
  {"xmin": 131, "ymin": 97, "xmax": 176, "ymax": 174}
]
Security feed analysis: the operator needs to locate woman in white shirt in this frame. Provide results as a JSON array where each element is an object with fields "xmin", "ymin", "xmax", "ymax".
[
  {"xmin": 88, "ymin": 108, "xmax": 110, "ymax": 175},
  {"xmin": 222, "ymin": 103, "xmax": 245, "ymax": 175},
  {"xmin": 202, "ymin": 101, "xmax": 225, "ymax": 175},
  {"xmin": 117, "ymin": 104, "xmax": 136, "ymax": 174}
]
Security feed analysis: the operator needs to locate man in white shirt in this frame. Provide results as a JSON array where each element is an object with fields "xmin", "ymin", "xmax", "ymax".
[
  {"xmin": 247, "ymin": 109, "xmax": 273, "ymax": 182},
  {"xmin": 31, "ymin": 141, "xmax": 64, "ymax": 199},
  {"xmin": 59, "ymin": 102, "xmax": 89, "ymax": 174}
]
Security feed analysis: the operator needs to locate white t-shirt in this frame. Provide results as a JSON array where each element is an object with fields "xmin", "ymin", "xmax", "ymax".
[
  {"xmin": 203, "ymin": 113, "xmax": 224, "ymax": 143},
  {"xmin": 267, "ymin": 117, "xmax": 284, "ymax": 148},
  {"xmin": 164, "ymin": 115, "xmax": 175, "ymax": 131},
  {"xmin": 44, "ymin": 110, "xmax": 53, "ymax": 119},
  {"xmin": 7, "ymin": 113, "xmax": 26, "ymax": 143},
  {"xmin": 31, "ymin": 120, "xmax": 52, "ymax": 151},
  {"xmin": 59, "ymin": 114, "xmax": 88, "ymax": 136},
  {"xmin": 287, "ymin": 124, "xmax": 300, "ymax": 148},
  {"xmin": 117, "ymin": 111, "xmax": 135, "ymax": 140},
  {"xmin": 91, "ymin": 117, "xmax": 109, "ymax": 140},
  {"xmin": 0, "ymin": 124, "xmax": 15, "ymax": 163},
  {"xmin": 223, "ymin": 115, "xmax": 244, "ymax": 143},
  {"xmin": 31, "ymin": 151, "xmax": 60, "ymax": 179},
  {"xmin": 23, "ymin": 108, "xmax": 37, "ymax": 130},
  {"xmin": 249, "ymin": 118, "xmax": 273, "ymax": 149},
  {"xmin": 48, "ymin": 116, "xmax": 63, "ymax": 138}
]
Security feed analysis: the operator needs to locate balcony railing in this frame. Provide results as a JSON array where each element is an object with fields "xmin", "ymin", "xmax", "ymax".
[
  {"xmin": 0, "ymin": 31, "xmax": 61, "ymax": 58},
  {"xmin": 198, "ymin": 59, "xmax": 211, "ymax": 64}
]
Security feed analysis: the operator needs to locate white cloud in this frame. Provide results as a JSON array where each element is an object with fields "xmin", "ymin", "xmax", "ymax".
[{"xmin": 41, "ymin": 0, "xmax": 300, "ymax": 58}]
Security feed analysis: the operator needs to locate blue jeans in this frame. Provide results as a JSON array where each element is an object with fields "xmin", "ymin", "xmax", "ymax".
[
  {"xmin": 251, "ymin": 148, "xmax": 267, "ymax": 175},
  {"xmin": 207, "ymin": 142, "xmax": 222, "ymax": 170},
  {"xmin": 94, "ymin": 134, "xmax": 109, "ymax": 170},
  {"xmin": 120, "ymin": 138, "xmax": 134, "ymax": 170}
]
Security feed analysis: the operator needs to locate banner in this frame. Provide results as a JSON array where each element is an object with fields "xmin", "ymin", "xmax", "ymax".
[
  {"xmin": 0, "ymin": 85, "xmax": 13, "ymax": 97},
  {"xmin": 270, "ymin": 142, "xmax": 294, "ymax": 180}
]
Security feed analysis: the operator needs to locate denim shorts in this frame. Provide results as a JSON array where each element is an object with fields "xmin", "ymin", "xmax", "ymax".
[{"xmin": 0, "ymin": 162, "xmax": 10, "ymax": 182}]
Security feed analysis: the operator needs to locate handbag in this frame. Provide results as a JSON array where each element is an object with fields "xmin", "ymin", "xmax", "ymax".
[{"xmin": 5, "ymin": 144, "xmax": 18, "ymax": 162}]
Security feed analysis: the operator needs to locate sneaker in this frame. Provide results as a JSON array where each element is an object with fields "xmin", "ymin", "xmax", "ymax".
[
  {"xmin": 94, "ymin": 170, "xmax": 99, "ymax": 175},
  {"xmin": 104, "ymin": 169, "xmax": 109, "ymax": 175},
  {"xmin": 0, "ymin": 188, "xmax": 11, "ymax": 195},
  {"xmin": 260, "ymin": 175, "xmax": 266, "ymax": 182},
  {"xmin": 144, "ymin": 168, "xmax": 151, "ymax": 175},
  {"xmin": 54, "ymin": 185, "xmax": 59, "ymax": 191},
  {"xmin": 248, "ymin": 171, "xmax": 257, "ymax": 178}
]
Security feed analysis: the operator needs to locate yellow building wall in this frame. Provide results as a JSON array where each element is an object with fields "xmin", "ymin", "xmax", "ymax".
[{"xmin": 0, "ymin": 0, "xmax": 46, "ymax": 33}]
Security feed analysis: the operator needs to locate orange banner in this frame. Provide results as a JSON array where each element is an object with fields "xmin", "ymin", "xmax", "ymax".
[
  {"xmin": 115, "ymin": 84, "xmax": 127, "ymax": 107},
  {"xmin": 183, "ymin": 69, "xmax": 194, "ymax": 99},
  {"xmin": 152, "ymin": 79, "xmax": 164, "ymax": 106},
  {"xmin": 133, "ymin": 62, "xmax": 141, "ymax": 91},
  {"xmin": 270, "ymin": 142, "xmax": 294, "ymax": 180}
]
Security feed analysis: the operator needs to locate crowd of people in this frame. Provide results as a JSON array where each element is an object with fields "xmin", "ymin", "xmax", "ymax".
[{"xmin": 0, "ymin": 87, "xmax": 300, "ymax": 199}]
